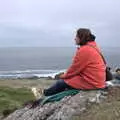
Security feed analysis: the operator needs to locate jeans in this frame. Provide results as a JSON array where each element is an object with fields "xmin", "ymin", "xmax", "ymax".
[{"xmin": 44, "ymin": 79, "xmax": 74, "ymax": 96}]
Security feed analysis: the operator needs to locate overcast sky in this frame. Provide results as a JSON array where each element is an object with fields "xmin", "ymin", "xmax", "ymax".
[{"xmin": 0, "ymin": 0, "xmax": 120, "ymax": 47}]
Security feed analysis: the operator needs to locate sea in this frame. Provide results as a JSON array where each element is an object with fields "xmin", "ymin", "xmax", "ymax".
[{"xmin": 0, "ymin": 47, "xmax": 119, "ymax": 79}]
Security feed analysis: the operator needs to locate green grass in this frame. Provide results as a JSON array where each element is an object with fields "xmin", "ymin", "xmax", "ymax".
[
  {"xmin": 0, "ymin": 78, "xmax": 55, "ymax": 118},
  {"xmin": 0, "ymin": 86, "xmax": 35, "ymax": 117}
]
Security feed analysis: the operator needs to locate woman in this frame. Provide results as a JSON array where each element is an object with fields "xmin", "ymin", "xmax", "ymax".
[{"xmin": 34, "ymin": 28, "xmax": 106, "ymax": 98}]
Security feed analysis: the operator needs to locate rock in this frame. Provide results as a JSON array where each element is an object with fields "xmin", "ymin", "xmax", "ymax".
[
  {"xmin": 3, "ymin": 81, "xmax": 120, "ymax": 120},
  {"xmin": 2, "ymin": 108, "xmax": 17, "ymax": 118},
  {"xmin": 0, "ymin": 116, "xmax": 3, "ymax": 120},
  {"xmin": 3, "ymin": 90, "xmax": 107, "ymax": 120},
  {"xmin": 115, "ymin": 68, "xmax": 120, "ymax": 73}
]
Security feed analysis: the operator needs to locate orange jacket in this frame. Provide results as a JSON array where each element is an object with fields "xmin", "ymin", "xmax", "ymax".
[{"xmin": 61, "ymin": 41, "xmax": 106, "ymax": 89}]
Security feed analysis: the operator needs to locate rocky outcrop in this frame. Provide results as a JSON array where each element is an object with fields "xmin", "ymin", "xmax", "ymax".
[{"xmin": 3, "ymin": 80, "xmax": 120, "ymax": 120}]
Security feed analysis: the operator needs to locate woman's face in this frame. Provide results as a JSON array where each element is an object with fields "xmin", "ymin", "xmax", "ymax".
[{"xmin": 74, "ymin": 35, "xmax": 81, "ymax": 45}]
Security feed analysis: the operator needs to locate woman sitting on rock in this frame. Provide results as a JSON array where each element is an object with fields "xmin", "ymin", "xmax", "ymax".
[{"xmin": 33, "ymin": 28, "xmax": 106, "ymax": 98}]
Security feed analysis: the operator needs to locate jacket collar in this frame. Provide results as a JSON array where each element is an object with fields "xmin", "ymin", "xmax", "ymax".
[
  {"xmin": 77, "ymin": 41, "xmax": 97, "ymax": 50},
  {"xmin": 86, "ymin": 41, "xmax": 96, "ymax": 46}
]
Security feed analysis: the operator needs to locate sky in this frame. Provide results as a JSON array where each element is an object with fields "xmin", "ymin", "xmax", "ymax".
[{"xmin": 0, "ymin": 0, "xmax": 120, "ymax": 47}]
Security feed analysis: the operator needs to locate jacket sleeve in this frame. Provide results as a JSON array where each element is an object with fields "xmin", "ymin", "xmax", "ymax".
[{"xmin": 60, "ymin": 47, "xmax": 89, "ymax": 79}]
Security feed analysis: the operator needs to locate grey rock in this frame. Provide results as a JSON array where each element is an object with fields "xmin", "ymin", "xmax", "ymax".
[{"xmin": 4, "ymin": 86, "xmax": 120, "ymax": 120}]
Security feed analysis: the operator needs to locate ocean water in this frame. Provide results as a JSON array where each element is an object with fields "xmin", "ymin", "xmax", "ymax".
[{"xmin": 0, "ymin": 47, "xmax": 119, "ymax": 79}]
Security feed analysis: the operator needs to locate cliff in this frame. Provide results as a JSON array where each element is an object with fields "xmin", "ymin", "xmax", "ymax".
[{"xmin": 3, "ymin": 80, "xmax": 120, "ymax": 120}]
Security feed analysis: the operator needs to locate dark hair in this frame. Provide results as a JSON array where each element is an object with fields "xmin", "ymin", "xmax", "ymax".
[{"xmin": 76, "ymin": 28, "xmax": 96, "ymax": 45}]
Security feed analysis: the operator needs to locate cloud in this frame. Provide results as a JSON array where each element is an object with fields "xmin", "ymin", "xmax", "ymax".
[{"xmin": 0, "ymin": 0, "xmax": 120, "ymax": 47}]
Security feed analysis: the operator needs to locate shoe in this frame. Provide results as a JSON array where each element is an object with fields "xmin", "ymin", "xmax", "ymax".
[{"xmin": 31, "ymin": 87, "xmax": 44, "ymax": 99}]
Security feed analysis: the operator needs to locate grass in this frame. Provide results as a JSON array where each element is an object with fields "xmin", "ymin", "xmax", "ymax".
[
  {"xmin": 0, "ymin": 78, "xmax": 55, "ymax": 89},
  {"xmin": 0, "ymin": 78, "xmax": 55, "ymax": 118},
  {"xmin": 0, "ymin": 86, "xmax": 35, "ymax": 117}
]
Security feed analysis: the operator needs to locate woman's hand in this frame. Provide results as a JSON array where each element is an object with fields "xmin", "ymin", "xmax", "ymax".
[
  {"xmin": 59, "ymin": 73, "xmax": 65, "ymax": 79},
  {"xmin": 54, "ymin": 72, "xmax": 65, "ymax": 79}
]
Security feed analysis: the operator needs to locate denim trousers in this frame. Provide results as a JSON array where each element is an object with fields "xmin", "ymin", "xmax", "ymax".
[{"xmin": 44, "ymin": 79, "xmax": 73, "ymax": 96}]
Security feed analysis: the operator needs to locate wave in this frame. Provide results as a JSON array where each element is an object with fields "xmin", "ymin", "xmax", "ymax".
[{"xmin": 0, "ymin": 69, "xmax": 66, "ymax": 79}]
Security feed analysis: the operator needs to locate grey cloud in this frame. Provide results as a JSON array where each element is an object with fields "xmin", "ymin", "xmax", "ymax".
[{"xmin": 0, "ymin": 0, "xmax": 120, "ymax": 47}]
